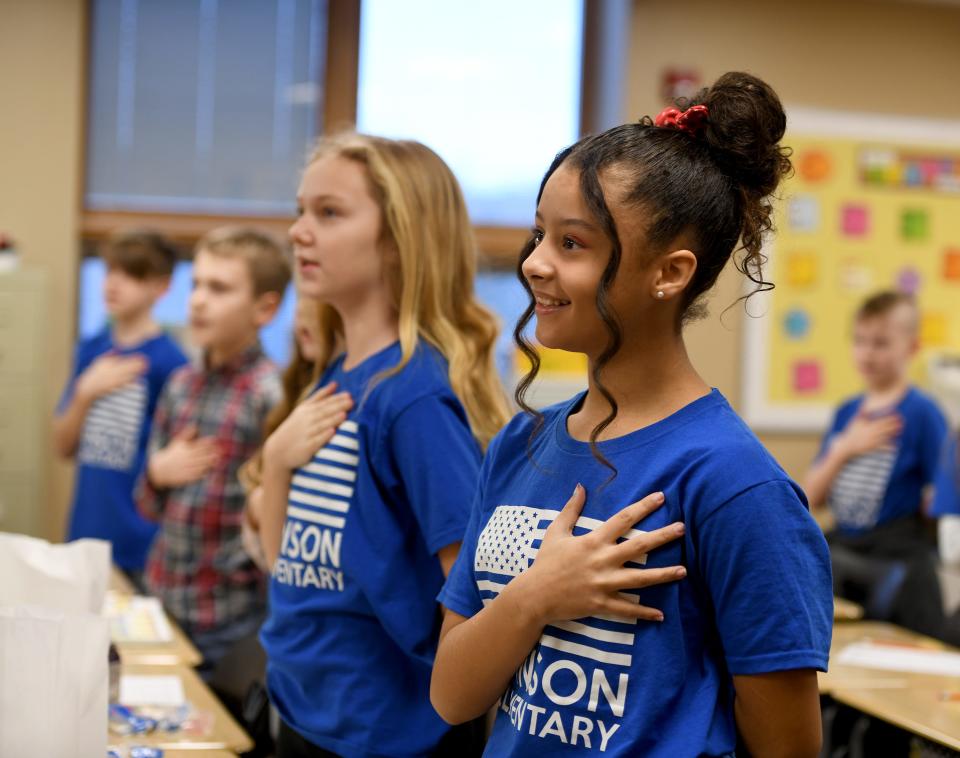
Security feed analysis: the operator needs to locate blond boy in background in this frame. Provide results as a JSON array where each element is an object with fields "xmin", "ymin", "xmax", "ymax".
[
  {"xmin": 139, "ymin": 227, "xmax": 290, "ymax": 671},
  {"xmin": 805, "ymin": 291, "xmax": 948, "ymax": 634}
]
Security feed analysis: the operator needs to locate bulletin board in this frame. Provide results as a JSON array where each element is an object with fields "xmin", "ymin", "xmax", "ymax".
[{"xmin": 743, "ymin": 108, "xmax": 960, "ymax": 431}]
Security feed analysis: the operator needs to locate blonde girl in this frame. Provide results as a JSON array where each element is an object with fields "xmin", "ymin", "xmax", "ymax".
[{"xmin": 257, "ymin": 133, "xmax": 510, "ymax": 758}]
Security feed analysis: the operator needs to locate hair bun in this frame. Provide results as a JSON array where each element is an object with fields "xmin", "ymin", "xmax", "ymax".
[{"xmin": 697, "ymin": 71, "xmax": 791, "ymax": 197}]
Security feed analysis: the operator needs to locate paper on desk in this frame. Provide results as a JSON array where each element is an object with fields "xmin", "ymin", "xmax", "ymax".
[
  {"xmin": 103, "ymin": 593, "xmax": 173, "ymax": 643},
  {"xmin": 119, "ymin": 674, "xmax": 185, "ymax": 706},
  {"xmin": 836, "ymin": 641, "xmax": 960, "ymax": 676}
]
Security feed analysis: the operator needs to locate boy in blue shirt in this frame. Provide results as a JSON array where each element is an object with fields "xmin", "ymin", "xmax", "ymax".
[
  {"xmin": 54, "ymin": 231, "xmax": 188, "ymax": 580},
  {"xmin": 804, "ymin": 291, "xmax": 947, "ymax": 633}
]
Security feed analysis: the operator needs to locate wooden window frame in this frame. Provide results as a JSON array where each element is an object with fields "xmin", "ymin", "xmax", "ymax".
[{"xmin": 79, "ymin": 0, "xmax": 603, "ymax": 269}]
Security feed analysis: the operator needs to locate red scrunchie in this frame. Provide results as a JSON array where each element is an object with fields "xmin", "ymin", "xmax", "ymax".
[{"xmin": 654, "ymin": 104, "xmax": 709, "ymax": 137}]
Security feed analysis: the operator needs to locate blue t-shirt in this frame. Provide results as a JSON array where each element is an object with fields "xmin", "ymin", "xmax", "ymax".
[
  {"xmin": 58, "ymin": 327, "xmax": 188, "ymax": 569},
  {"xmin": 818, "ymin": 387, "xmax": 947, "ymax": 534},
  {"xmin": 931, "ymin": 434, "xmax": 960, "ymax": 517},
  {"xmin": 439, "ymin": 389, "xmax": 832, "ymax": 758},
  {"xmin": 261, "ymin": 341, "xmax": 482, "ymax": 758}
]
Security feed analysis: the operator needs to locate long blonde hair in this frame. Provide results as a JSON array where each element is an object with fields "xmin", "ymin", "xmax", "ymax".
[{"xmin": 306, "ymin": 132, "xmax": 510, "ymax": 449}]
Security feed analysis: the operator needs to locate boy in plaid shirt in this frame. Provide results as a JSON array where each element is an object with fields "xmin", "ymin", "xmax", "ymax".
[{"xmin": 139, "ymin": 227, "xmax": 290, "ymax": 669}]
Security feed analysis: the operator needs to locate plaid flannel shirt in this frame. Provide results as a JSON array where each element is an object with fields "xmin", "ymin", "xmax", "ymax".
[{"xmin": 139, "ymin": 342, "xmax": 281, "ymax": 635}]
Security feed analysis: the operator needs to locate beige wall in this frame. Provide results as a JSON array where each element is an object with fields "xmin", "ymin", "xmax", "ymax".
[
  {"xmin": 2, "ymin": 0, "xmax": 958, "ymax": 536},
  {"xmin": 628, "ymin": 0, "xmax": 960, "ymax": 479},
  {"xmin": 0, "ymin": 0, "xmax": 85, "ymax": 539}
]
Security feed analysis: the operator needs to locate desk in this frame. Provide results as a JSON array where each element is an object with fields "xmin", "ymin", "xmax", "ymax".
[
  {"xmin": 834, "ymin": 596, "xmax": 864, "ymax": 621},
  {"xmin": 819, "ymin": 621, "xmax": 955, "ymax": 694},
  {"xmin": 111, "ymin": 664, "xmax": 253, "ymax": 754},
  {"xmin": 822, "ymin": 621, "xmax": 960, "ymax": 752},
  {"xmin": 108, "ymin": 568, "xmax": 203, "ymax": 667},
  {"xmin": 832, "ymin": 685, "xmax": 960, "ymax": 752},
  {"xmin": 109, "ymin": 592, "xmax": 203, "ymax": 667},
  {"xmin": 113, "ymin": 751, "xmax": 236, "ymax": 757}
]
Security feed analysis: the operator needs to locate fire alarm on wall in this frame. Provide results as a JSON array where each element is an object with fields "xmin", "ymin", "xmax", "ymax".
[{"xmin": 661, "ymin": 68, "xmax": 702, "ymax": 104}]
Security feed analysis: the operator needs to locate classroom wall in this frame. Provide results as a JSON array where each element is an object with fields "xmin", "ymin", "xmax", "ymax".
[
  {"xmin": 628, "ymin": 0, "xmax": 960, "ymax": 480},
  {"xmin": 0, "ymin": 0, "xmax": 86, "ymax": 539},
  {"xmin": 3, "ymin": 0, "xmax": 959, "ymax": 538}
]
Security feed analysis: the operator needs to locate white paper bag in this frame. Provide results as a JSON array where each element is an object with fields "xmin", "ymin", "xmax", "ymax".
[
  {"xmin": 0, "ymin": 533, "xmax": 110, "ymax": 613},
  {"xmin": 0, "ymin": 606, "xmax": 109, "ymax": 757}
]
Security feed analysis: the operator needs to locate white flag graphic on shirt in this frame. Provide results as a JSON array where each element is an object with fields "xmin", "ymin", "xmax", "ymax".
[
  {"xmin": 828, "ymin": 446, "xmax": 897, "ymax": 529},
  {"xmin": 77, "ymin": 379, "xmax": 147, "ymax": 471},
  {"xmin": 287, "ymin": 418, "xmax": 360, "ymax": 530},
  {"xmin": 475, "ymin": 504, "xmax": 648, "ymax": 668},
  {"xmin": 275, "ymin": 419, "xmax": 360, "ymax": 592}
]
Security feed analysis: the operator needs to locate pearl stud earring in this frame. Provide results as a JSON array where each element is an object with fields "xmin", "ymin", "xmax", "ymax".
[{"xmin": 656, "ymin": 290, "xmax": 665, "ymax": 299}]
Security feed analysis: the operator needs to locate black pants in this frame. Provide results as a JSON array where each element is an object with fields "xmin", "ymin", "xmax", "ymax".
[
  {"xmin": 277, "ymin": 717, "xmax": 486, "ymax": 758},
  {"xmin": 827, "ymin": 516, "xmax": 943, "ymax": 637}
]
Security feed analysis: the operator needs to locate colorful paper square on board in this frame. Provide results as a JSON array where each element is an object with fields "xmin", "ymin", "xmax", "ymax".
[
  {"xmin": 838, "ymin": 261, "xmax": 873, "ymax": 292},
  {"xmin": 788, "ymin": 195, "xmax": 819, "ymax": 232},
  {"xmin": 896, "ymin": 267, "xmax": 922, "ymax": 295},
  {"xmin": 786, "ymin": 252, "xmax": 818, "ymax": 287},
  {"xmin": 882, "ymin": 163, "xmax": 903, "ymax": 185},
  {"xmin": 902, "ymin": 209, "xmax": 930, "ymax": 241},
  {"xmin": 858, "ymin": 148, "xmax": 895, "ymax": 187},
  {"xmin": 793, "ymin": 361, "xmax": 822, "ymax": 394},
  {"xmin": 783, "ymin": 308, "xmax": 812, "ymax": 340},
  {"xmin": 904, "ymin": 162, "xmax": 923, "ymax": 187},
  {"xmin": 841, "ymin": 204, "xmax": 870, "ymax": 237},
  {"xmin": 921, "ymin": 312, "xmax": 948, "ymax": 348},
  {"xmin": 943, "ymin": 249, "xmax": 960, "ymax": 282},
  {"xmin": 798, "ymin": 150, "xmax": 831, "ymax": 183},
  {"xmin": 921, "ymin": 160, "xmax": 941, "ymax": 185}
]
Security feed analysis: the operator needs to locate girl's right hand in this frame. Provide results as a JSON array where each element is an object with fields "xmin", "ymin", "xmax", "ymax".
[
  {"xmin": 263, "ymin": 382, "xmax": 354, "ymax": 473},
  {"xmin": 515, "ymin": 485, "xmax": 686, "ymax": 624}
]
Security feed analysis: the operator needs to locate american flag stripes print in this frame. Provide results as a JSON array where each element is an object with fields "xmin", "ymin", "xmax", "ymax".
[{"xmin": 475, "ymin": 505, "xmax": 648, "ymax": 668}]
